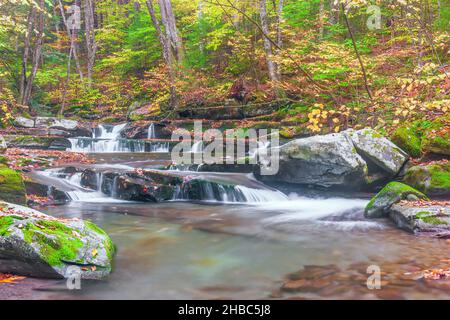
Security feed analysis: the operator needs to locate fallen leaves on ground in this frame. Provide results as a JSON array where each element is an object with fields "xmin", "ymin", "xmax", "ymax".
[
  {"xmin": 4, "ymin": 148, "xmax": 93, "ymax": 171},
  {"xmin": 399, "ymin": 199, "xmax": 450, "ymax": 207}
]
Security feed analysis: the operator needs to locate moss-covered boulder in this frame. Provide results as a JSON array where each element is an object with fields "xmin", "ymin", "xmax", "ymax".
[
  {"xmin": 365, "ymin": 182, "xmax": 428, "ymax": 218},
  {"xmin": 0, "ymin": 201, "xmax": 115, "ymax": 279},
  {"xmin": 404, "ymin": 161, "xmax": 450, "ymax": 198},
  {"xmin": 391, "ymin": 126, "xmax": 422, "ymax": 158},
  {"xmin": 0, "ymin": 164, "xmax": 26, "ymax": 205},
  {"xmin": 421, "ymin": 117, "xmax": 450, "ymax": 156},
  {"xmin": 389, "ymin": 203, "xmax": 449, "ymax": 236}
]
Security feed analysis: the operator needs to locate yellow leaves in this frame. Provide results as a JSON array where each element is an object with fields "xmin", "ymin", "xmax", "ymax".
[
  {"xmin": 92, "ymin": 248, "xmax": 98, "ymax": 258},
  {"xmin": 0, "ymin": 274, "xmax": 25, "ymax": 284}
]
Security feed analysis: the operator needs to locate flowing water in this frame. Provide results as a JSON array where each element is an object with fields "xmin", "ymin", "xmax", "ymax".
[
  {"xmin": 69, "ymin": 123, "xmax": 170, "ymax": 153},
  {"xmin": 19, "ymin": 125, "xmax": 450, "ymax": 300}
]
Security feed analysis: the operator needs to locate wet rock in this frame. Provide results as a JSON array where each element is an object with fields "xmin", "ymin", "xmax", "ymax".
[
  {"xmin": 389, "ymin": 203, "xmax": 450, "ymax": 236},
  {"xmin": 404, "ymin": 161, "xmax": 450, "ymax": 198},
  {"xmin": 0, "ymin": 163, "xmax": 26, "ymax": 205},
  {"xmin": 121, "ymin": 121, "xmax": 170, "ymax": 139},
  {"xmin": 80, "ymin": 169, "xmax": 182, "ymax": 202},
  {"xmin": 365, "ymin": 182, "xmax": 428, "ymax": 218},
  {"xmin": 3, "ymin": 135, "xmax": 71, "ymax": 150},
  {"xmin": 0, "ymin": 201, "xmax": 115, "ymax": 279},
  {"xmin": 14, "ymin": 117, "xmax": 35, "ymax": 129},
  {"xmin": 344, "ymin": 128, "xmax": 409, "ymax": 176},
  {"xmin": 258, "ymin": 132, "xmax": 368, "ymax": 189}
]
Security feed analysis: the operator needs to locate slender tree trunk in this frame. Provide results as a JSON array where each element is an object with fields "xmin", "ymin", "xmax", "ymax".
[
  {"xmin": 318, "ymin": 0, "xmax": 325, "ymax": 40},
  {"xmin": 84, "ymin": 0, "xmax": 97, "ymax": 86},
  {"xmin": 58, "ymin": 0, "xmax": 84, "ymax": 81},
  {"xmin": 22, "ymin": 0, "xmax": 45, "ymax": 107},
  {"xmin": 329, "ymin": 0, "xmax": 340, "ymax": 25},
  {"xmin": 59, "ymin": 43, "xmax": 73, "ymax": 116},
  {"xmin": 275, "ymin": 0, "xmax": 283, "ymax": 79},
  {"xmin": 158, "ymin": 0, "xmax": 183, "ymax": 63},
  {"xmin": 341, "ymin": 3, "xmax": 373, "ymax": 101},
  {"xmin": 259, "ymin": 0, "xmax": 279, "ymax": 82},
  {"xmin": 19, "ymin": 7, "xmax": 36, "ymax": 105},
  {"xmin": 146, "ymin": 0, "xmax": 177, "ymax": 108}
]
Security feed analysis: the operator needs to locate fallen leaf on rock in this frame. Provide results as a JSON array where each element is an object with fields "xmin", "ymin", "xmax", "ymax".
[{"xmin": 0, "ymin": 274, "xmax": 26, "ymax": 284}]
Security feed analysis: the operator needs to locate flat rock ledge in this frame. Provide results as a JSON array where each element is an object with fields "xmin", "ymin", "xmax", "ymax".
[
  {"xmin": 0, "ymin": 201, "xmax": 115, "ymax": 279},
  {"xmin": 389, "ymin": 202, "xmax": 450, "ymax": 238}
]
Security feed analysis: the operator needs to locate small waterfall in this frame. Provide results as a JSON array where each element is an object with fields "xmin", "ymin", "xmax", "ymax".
[
  {"xmin": 173, "ymin": 179, "xmax": 288, "ymax": 203},
  {"xmin": 148, "ymin": 123, "xmax": 156, "ymax": 139},
  {"xmin": 191, "ymin": 141, "xmax": 204, "ymax": 153}
]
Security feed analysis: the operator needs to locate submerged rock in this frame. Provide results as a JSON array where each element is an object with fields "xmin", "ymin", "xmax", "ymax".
[
  {"xmin": 0, "ymin": 201, "xmax": 115, "ymax": 279},
  {"xmin": 258, "ymin": 132, "xmax": 368, "ymax": 189},
  {"xmin": 0, "ymin": 163, "xmax": 26, "ymax": 205},
  {"xmin": 404, "ymin": 161, "xmax": 450, "ymax": 198},
  {"xmin": 365, "ymin": 182, "xmax": 428, "ymax": 218},
  {"xmin": 389, "ymin": 203, "xmax": 450, "ymax": 236},
  {"xmin": 345, "ymin": 128, "xmax": 409, "ymax": 176}
]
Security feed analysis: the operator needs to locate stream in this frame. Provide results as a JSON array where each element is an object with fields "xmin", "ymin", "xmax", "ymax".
[{"xmin": 17, "ymin": 124, "xmax": 450, "ymax": 299}]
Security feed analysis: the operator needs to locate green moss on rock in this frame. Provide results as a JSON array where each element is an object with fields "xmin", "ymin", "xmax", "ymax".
[
  {"xmin": 391, "ymin": 126, "xmax": 422, "ymax": 158},
  {"xmin": 21, "ymin": 219, "xmax": 84, "ymax": 267},
  {"xmin": 365, "ymin": 182, "xmax": 428, "ymax": 218},
  {"xmin": 404, "ymin": 162, "xmax": 450, "ymax": 197},
  {"xmin": 0, "ymin": 165, "xmax": 26, "ymax": 205},
  {"xmin": 0, "ymin": 216, "xmax": 14, "ymax": 236},
  {"xmin": 421, "ymin": 117, "xmax": 450, "ymax": 156},
  {"xmin": 416, "ymin": 211, "xmax": 448, "ymax": 225}
]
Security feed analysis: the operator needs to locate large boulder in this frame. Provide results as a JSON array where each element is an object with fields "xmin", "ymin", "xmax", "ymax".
[
  {"xmin": 389, "ymin": 203, "xmax": 450, "ymax": 236},
  {"xmin": 345, "ymin": 128, "xmax": 409, "ymax": 176},
  {"xmin": 0, "ymin": 201, "xmax": 115, "ymax": 279},
  {"xmin": 365, "ymin": 182, "xmax": 428, "ymax": 218},
  {"xmin": 258, "ymin": 132, "xmax": 368, "ymax": 189},
  {"xmin": 404, "ymin": 161, "xmax": 450, "ymax": 198},
  {"xmin": 0, "ymin": 163, "xmax": 26, "ymax": 205}
]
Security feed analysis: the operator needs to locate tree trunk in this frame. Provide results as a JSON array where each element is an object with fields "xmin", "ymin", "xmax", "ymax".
[
  {"xmin": 341, "ymin": 3, "xmax": 373, "ymax": 101},
  {"xmin": 329, "ymin": 0, "xmax": 340, "ymax": 25},
  {"xmin": 19, "ymin": 7, "xmax": 36, "ymax": 105},
  {"xmin": 318, "ymin": 0, "xmax": 325, "ymax": 40},
  {"xmin": 158, "ymin": 0, "xmax": 183, "ymax": 63},
  {"xmin": 146, "ymin": 0, "xmax": 177, "ymax": 108},
  {"xmin": 58, "ymin": 0, "xmax": 84, "ymax": 81},
  {"xmin": 259, "ymin": 0, "xmax": 279, "ymax": 82},
  {"xmin": 84, "ymin": 0, "xmax": 97, "ymax": 86},
  {"xmin": 22, "ymin": 0, "xmax": 45, "ymax": 107}
]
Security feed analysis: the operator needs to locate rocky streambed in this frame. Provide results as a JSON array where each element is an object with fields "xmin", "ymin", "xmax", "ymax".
[{"xmin": 0, "ymin": 118, "xmax": 449, "ymax": 299}]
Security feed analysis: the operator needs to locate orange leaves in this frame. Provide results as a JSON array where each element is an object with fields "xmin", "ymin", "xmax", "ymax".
[{"xmin": 0, "ymin": 274, "xmax": 25, "ymax": 284}]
